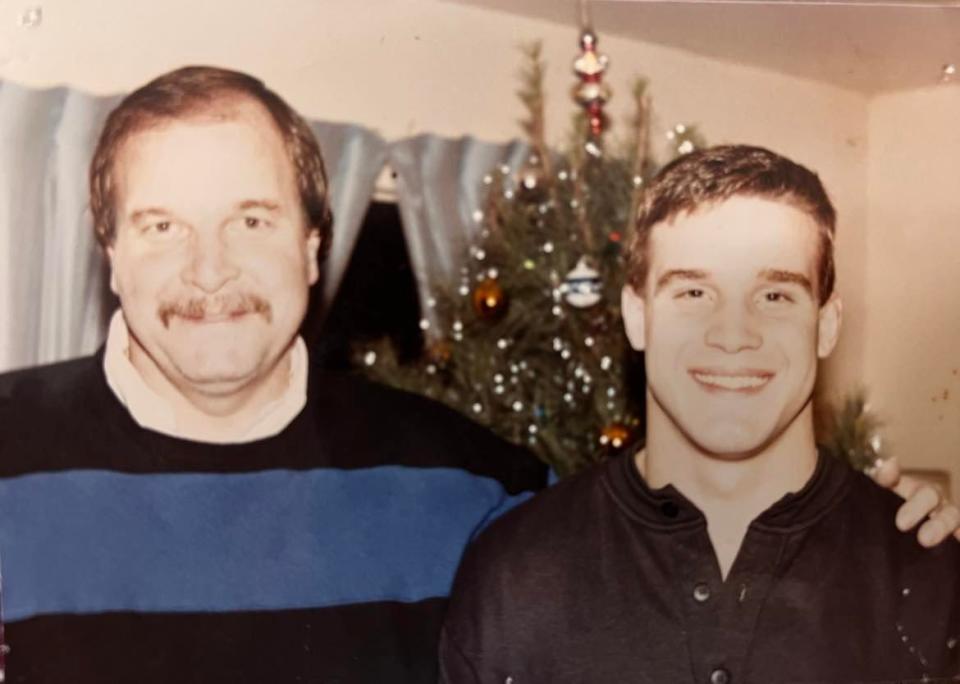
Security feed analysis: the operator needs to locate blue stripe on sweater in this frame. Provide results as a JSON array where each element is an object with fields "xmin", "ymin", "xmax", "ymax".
[{"xmin": 0, "ymin": 467, "xmax": 532, "ymax": 621}]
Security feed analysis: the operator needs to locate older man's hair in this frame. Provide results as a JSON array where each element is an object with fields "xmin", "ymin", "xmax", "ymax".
[
  {"xmin": 89, "ymin": 65, "xmax": 332, "ymax": 258},
  {"xmin": 626, "ymin": 145, "xmax": 836, "ymax": 304}
]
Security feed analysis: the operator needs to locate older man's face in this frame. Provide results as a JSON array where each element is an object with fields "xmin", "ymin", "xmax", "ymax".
[{"xmin": 107, "ymin": 100, "xmax": 321, "ymax": 403}]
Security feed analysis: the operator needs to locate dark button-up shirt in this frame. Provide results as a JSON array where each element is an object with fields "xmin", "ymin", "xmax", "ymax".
[{"xmin": 441, "ymin": 451, "xmax": 960, "ymax": 683}]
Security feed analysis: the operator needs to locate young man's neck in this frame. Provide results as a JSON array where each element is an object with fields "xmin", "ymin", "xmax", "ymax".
[{"xmin": 638, "ymin": 399, "xmax": 819, "ymax": 579}]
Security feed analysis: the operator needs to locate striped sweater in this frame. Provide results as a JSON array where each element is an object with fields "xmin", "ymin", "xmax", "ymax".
[{"xmin": 0, "ymin": 351, "xmax": 546, "ymax": 682}]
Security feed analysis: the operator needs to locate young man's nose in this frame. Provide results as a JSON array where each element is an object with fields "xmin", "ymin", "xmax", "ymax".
[{"xmin": 704, "ymin": 302, "xmax": 763, "ymax": 352}]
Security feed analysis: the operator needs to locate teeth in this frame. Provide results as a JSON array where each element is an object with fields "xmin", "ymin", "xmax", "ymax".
[{"xmin": 693, "ymin": 373, "xmax": 769, "ymax": 390}]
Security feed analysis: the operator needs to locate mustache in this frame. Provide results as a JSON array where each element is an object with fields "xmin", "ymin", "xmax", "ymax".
[{"xmin": 157, "ymin": 293, "xmax": 272, "ymax": 328}]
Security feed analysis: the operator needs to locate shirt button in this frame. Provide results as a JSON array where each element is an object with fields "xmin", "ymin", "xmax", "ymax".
[
  {"xmin": 659, "ymin": 500, "xmax": 680, "ymax": 518},
  {"xmin": 710, "ymin": 667, "xmax": 731, "ymax": 684},
  {"xmin": 693, "ymin": 582, "xmax": 711, "ymax": 603}
]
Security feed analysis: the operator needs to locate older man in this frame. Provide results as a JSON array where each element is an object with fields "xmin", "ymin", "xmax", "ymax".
[
  {"xmin": 441, "ymin": 145, "xmax": 960, "ymax": 683},
  {"xmin": 0, "ymin": 66, "xmax": 544, "ymax": 682}
]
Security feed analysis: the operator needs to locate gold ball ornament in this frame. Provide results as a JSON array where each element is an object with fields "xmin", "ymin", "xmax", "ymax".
[
  {"xmin": 598, "ymin": 423, "xmax": 631, "ymax": 450},
  {"xmin": 472, "ymin": 278, "xmax": 508, "ymax": 320}
]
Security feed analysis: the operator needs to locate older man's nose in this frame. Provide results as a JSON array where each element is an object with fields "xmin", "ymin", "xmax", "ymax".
[{"xmin": 182, "ymin": 232, "xmax": 240, "ymax": 293}]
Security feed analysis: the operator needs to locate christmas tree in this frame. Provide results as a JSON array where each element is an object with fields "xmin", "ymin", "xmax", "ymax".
[{"xmin": 358, "ymin": 32, "xmax": 703, "ymax": 476}]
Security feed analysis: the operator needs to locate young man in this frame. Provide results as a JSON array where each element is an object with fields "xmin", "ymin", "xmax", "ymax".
[
  {"xmin": 440, "ymin": 145, "xmax": 960, "ymax": 683},
  {"xmin": 0, "ymin": 66, "xmax": 545, "ymax": 682}
]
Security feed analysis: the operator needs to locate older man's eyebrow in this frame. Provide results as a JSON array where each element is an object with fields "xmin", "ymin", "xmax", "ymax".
[
  {"xmin": 654, "ymin": 269, "xmax": 709, "ymax": 294},
  {"xmin": 128, "ymin": 207, "xmax": 172, "ymax": 224},
  {"xmin": 236, "ymin": 199, "xmax": 282, "ymax": 213},
  {"xmin": 759, "ymin": 269, "xmax": 813, "ymax": 295}
]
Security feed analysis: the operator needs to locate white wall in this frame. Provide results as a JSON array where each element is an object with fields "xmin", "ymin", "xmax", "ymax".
[{"xmin": 865, "ymin": 86, "xmax": 960, "ymax": 502}]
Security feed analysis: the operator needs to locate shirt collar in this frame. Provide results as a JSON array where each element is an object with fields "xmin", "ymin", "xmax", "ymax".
[
  {"xmin": 102, "ymin": 309, "xmax": 308, "ymax": 444},
  {"xmin": 603, "ymin": 446, "xmax": 851, "ymax": 532}
]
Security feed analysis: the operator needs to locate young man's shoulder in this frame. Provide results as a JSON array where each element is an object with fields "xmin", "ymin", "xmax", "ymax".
[{"xmin": 841, "ymin": 465, "xmax": 960, "ymax": 566}]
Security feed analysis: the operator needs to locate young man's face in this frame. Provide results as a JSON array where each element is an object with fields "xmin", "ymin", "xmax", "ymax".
[
  {"xmin": 107, "ymin": 100, "xmax": 321, "ymax": 401},
  {"xmin": 622, "ymin": 195, "xmax": 841, "ymax": 458}
]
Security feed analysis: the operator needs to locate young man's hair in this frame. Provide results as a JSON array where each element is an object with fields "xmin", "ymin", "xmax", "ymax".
[
  {"xmin": 89, "ymin": 65, "xmax": 332, "ymax": 257},
  {"xmin": 626, "ymin": 145, "xmax": 836, "ymax": 304}
]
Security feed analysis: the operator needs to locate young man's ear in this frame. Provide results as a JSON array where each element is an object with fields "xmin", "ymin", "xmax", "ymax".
[
  {"xmin": 621, "ymin": 284, "xmax": 647, "ymax": 352},
  {"xmin": 817, "ymin": 292, "xmax": 843, "ymax": 359}
]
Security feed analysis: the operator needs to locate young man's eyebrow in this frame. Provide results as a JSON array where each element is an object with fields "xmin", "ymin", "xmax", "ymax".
[
  {"xmin": 654, "ymin": 269, "xmax": 709, "ymax": 294},
  {"xmin": 759, "ymin": 269, "xmax": 813, "ymax": 295}
]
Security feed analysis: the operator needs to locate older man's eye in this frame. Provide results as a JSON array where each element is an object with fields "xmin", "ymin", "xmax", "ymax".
[
  {"xmin": 142, "ymin": 221, "xmax": 173, "ymax": 236},
  {"xmin": 764, "ymin": 291, "xmax": 793, "ymax": 303},
  {"xmin": 682, "ymin": 289, "xmax": 705, "ymax": 298}
]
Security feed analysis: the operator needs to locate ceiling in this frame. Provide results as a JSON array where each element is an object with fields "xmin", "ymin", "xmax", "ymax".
[{"xmin": 448, "ymin": 0, "xmax": 960, "ymax": 94}]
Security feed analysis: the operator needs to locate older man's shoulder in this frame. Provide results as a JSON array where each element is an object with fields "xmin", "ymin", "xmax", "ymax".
[
  {"xmin": 306, "ymin": 369, "xmax": 548, "ymax": 494},
  {"xmin": 0, "ymin": 353, "xmax": 103, "ymax": 412},
  {"xmin": 0, "ymin": 353, "xmax": 108, "ymax": 471}
]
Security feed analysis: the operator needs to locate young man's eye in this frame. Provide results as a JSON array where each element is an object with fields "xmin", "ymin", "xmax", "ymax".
[
  {"xmin": 244, "ymin": 217, "xmax": 261, "ymax": 229},
  {"xmin": 764, "ymin": 291, "xmax": 793, "ymax": 303},
  {"xmin": 682, "ymin": 289, "xmax": 705, "ymax": 299}
]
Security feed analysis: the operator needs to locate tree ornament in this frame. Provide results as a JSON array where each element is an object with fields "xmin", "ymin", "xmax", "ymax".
[
  {"xmin": 472, "ymin": 278, "xmax": 509, "ymax": 320},
  {"xmin": 562, "ymin": 257, "xmax": 602, "ymax": 308},
  {"xmin": 598, "ymin": 423, "xmax": 631, "ymax": 450},
  {"xmin": 572, "ymin": 28, "xmax": 611, "ymax": 138}
]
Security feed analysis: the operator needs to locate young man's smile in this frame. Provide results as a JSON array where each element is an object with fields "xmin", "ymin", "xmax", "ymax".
[{"xmin": 688, "ymin": 367, "xmax": 775, "ymax": 393}]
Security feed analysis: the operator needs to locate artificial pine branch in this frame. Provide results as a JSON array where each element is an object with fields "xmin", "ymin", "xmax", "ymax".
[
  {"xmin": 516, "ymin": 42, "xmax": 553, "ymax": 178},
  {"xmin": 821, "ymin": 389, "xmax": 884, "ymax": 471},
  {"xmin": 626, "ymin": 78, "xmax": 651, "ymax": 234}
]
